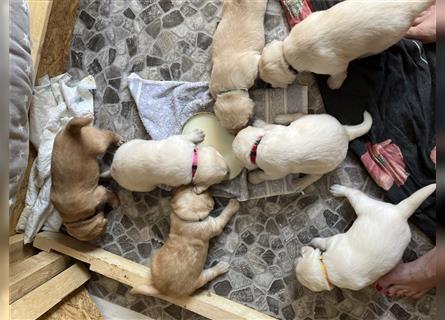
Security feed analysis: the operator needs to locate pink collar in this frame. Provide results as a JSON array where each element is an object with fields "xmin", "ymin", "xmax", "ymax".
[
  {"xmin": 192, "ymin": 147, "xmax": 198, "ymax": 178},
  {"xmin": 250, "ymin": 137, "xmax": 262, "ymax": 165}
]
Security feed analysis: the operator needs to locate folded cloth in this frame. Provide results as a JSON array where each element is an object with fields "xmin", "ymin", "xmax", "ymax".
[
  {"xmin": 17, "ymin": 73, "xmax": 96, "ymax": 243},
  {"xmin": 306, "ymin": 0, "xmax": 436, "ymax": 241},
  {"xmin": 128, "ymin": 73, "xmax": 310, "ymax": 201}
]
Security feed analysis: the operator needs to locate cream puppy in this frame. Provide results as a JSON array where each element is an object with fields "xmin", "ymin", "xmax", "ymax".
[
  {"xmin": 259, "ymin": 0, "xmax": 434, "ymax": 89},
  {"xmin": 210, "ymin": 0, "xmax": 267, "ymax": 131},
  {"xmin": 232, "ymin": 112, "xmax": 372, "ymax": 185},
  {"xmin": 296, "ymin": 183, "xmax": 436, "ymax": 291},
  {"xmin": 131, "ymin": 186, "xmax": 240, "ymax": 297},
  {"xmin": 110, "ymin": 130, "xmax": 228, "ymax": 194}
]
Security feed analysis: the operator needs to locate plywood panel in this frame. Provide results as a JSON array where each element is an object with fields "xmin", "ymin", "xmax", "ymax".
[{"xmin": 10, "ymin": 262, "xmax": 90, "ymax": 320}]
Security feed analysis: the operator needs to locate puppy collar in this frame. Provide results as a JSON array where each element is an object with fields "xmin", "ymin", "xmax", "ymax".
[
  {"xmin": 320, "ymin": 255, "xmax": 334, "ymax": 290},
  {"xmin": 192, "ymin": 147, "xmax": 198, "ymax": 179},
  {"xmin": 250, "ymin": 137, "xmax": 263, "ymax": 165},
  {"xmin": 218, "ymin": 88, "xmax": 248, "ymax": 96}
]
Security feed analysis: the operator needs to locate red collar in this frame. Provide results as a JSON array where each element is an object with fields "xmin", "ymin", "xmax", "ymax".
[
  {"xmin": 250, "ymin": 138, "xmax": 262, "ymax": 165},
  {"xmin": 192, "ymin": 147, "xmax": 198, "ymax": 178}
]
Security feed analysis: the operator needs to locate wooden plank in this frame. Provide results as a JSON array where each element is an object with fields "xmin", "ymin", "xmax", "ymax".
[
  {"xmin": 34, "ymin": 232, "xmax": 276, "ymax": 320},
  {"xmin": 10, "ymin": 251, "xmax": 71, "ymax": 303},
  {"xmin": 10, "ymin": 262, "xmax": 90, "ymax": 320},
  {"xmin": 28, "ymin": 0, "xmax": 54, "ymax": 81},
  {"xmin": 41, "ymin": 287, "xmax": 103, "ymax": 320},
  {"xmin": 9, "ymin": 234, "xmax": 35, "ymax": 264},
  {"xmin": 91, "ymin": 295, "xmax": 153, "ymax": 320}
]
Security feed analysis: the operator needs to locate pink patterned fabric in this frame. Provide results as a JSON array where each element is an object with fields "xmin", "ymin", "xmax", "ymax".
[
  {"xmin": 280, "ymin": 0, "xmax": 313, "ymax": 28},
  {"xmin": 360, "ymin": 140, "xmax": 409, "ymax": 191}
]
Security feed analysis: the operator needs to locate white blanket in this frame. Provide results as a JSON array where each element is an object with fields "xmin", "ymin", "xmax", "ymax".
[{"xmin": 17, "ymin": 73, "xmax": 96, "ymax": 243}]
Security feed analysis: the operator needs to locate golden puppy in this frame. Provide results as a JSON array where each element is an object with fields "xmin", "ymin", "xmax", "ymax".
[
  {"xmin": 110, "ymin": 129, "xmax": 229, "ymax": 194},
  {"xmin": 259, "ymin": 0, "xmax": 434, "ymax": 89},
  {"xmin": 51, "ymin": 115, "xmax": 122, "ymax": 241},
  {"xmin": 131, "ymin": 187, "xmax": 240, "ymax": 297},
  {"xmin": 210, "ymin": 0, "xmax": 267, "ymax": 132}
]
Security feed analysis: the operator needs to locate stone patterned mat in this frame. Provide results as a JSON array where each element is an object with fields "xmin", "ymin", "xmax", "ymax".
[{"xmin": 69, "ymin": 0, "xmax": 436, "ymax": 319}]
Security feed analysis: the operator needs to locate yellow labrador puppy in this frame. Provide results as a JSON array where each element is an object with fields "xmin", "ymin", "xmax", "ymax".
[
  {"xmin": 232, "ymin": 112, "xmax": 372, "ymax": 185},
  {"xmin": 210, "ymin": 0, "xmax": 267, "ymax": 132},
  {"xmin": 110, "ymin": 129, "xmax": 229, "ymax": 194},
  {"xmin": 131, "ymin": 186, "xmax": 240, "ymax": 297},
  {"xmin": 296, "ymin": 183, "xmax": 436, "ymax": 292},
  {"xmin": 259, "ymin": 0, "xmax": 434, "ymax": 89},
  {"xmin": 51, "ymin": 115, "xmax": 122, "ymax": 241}
]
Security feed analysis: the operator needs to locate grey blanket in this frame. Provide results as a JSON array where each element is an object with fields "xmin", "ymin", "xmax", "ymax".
[{"xmin": 128, "ymin": 73, "xmax": 311, "ymax": 201}]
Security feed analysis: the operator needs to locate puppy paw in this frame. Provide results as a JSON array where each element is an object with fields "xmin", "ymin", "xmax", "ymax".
[
  {"xmin": 215, "ymin": 261, "xmax": 230, "ymax": 274},
  {"xmin": 193, "ymin": 185, "xmax": 207, "ymax": 194},
  {"xmin": 109, "ymin": 193, "xmax": 120, "ymax": 209},
  {"xmin": 327, "ymin": 75, "xmax": 345, "ymax": 90},
  {"xmin": 227, "ymin": 199, "xmax": 240, "ymax": 212},
  {"xmin": 115, "ymin": 134, "xmax": 125, "ymax": 146},
  {"xmin": 329, "ymin": 184, "xmax": 347, "ymax": 197},
  {"xmin": 253, "ymin": 119, "xmax": 267, "ymax": 128},
  {"xmin": 189, "ymin": 129, "xmax": 205, "ymax": 144},
  {"xmin": 248, "ymin": 172, "xmax": 263, "ymax": 185}
]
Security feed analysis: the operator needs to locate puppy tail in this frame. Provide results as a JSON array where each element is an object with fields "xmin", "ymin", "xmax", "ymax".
[
  {"xmin": 130, "ymin": 272, "xmax": 160, "ymax": 297},
  {"xmin": 397, "ymin": 184, "xmax": 436, "ymax": 220},
  {"xmin": 65, "ymin": 115, "xmax": 94, "ymax": 134},
  {"xmin": 344, "ymin": 111, "xmax": 373, "ymax": 141}
]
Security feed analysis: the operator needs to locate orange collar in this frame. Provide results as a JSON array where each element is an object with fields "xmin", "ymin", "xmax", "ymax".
[{"xmin": 319, "ymin": 255, "xmax": 334, "ymax": 290}]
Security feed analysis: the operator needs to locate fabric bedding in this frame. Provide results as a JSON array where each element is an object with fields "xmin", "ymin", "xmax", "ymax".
[{"xmin": 9, "ymin": 0, "xmax": 33, "ymax": 209}]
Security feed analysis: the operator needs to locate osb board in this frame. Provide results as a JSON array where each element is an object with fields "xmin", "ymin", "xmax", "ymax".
[
  {"xmin": 41, "ymin": 286, "xmax": 103, "ymax": 320},
  {"xmin": 36, "ymin": 0, "xmax": 80, "ymax": 79}
]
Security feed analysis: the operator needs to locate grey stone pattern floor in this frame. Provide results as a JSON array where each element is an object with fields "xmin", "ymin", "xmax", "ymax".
[{"xmin": 69, "ymin": 0, "xmax": 436, "ymax": 319}]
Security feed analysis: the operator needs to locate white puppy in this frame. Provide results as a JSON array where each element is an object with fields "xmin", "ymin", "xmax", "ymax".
[
  {"xmin": 296, "ymin": 183, "xmax": 436, "ymax": 291},
  {"xmin": 232, "ymin": 112, "xmax": 372, "ymax": 185},
  {"xmin": 210, "ymin": 0, "xmax": 267, "ymax": 132},
  {"xmin": 110, "ymin": 130, "xmax": 229, "ymax": 194},
  {"xmin": 259, "ymin": 0, "xmax": 434, "ymax": 89}
]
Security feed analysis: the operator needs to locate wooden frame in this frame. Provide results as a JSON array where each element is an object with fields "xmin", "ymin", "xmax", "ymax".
[{"xmin": 34, "ymin": 232, "xmax": 276, "ymax": 320}]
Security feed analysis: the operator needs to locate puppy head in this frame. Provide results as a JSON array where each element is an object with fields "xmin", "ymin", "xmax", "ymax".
[
  {"xmin": 64, "ymin": 212, "xmax": 107, "ymax": 241},
  {"xmin": 171, "ymin": 186, "xmax": 215, "ymax": 221},
  {"xmin": 259, "ymin": 40, "xmax": 297, "ymax": 88},
  {"xmin": 193, "ymin": 146, "xmax": 229, "ymax": 194},
  {"xmin": 295, "ymin": 246, "xmax": 332, "ymax": 292},
  {"xmin": 232, "ymin": 126, "xmax": 264, "ymax": 170},
  {"xmin": 214, "ymin": 91, "xmax": 254, "ymax": 133}
]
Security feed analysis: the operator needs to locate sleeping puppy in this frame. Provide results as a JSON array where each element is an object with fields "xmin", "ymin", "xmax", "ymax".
[
  {"xmin": 210, "ymin": 0, "xmax": 267, "ymax": 132},
  {"xmin": 131, "ymin": 186, "xmax": 240, "ymax": 297},
  {"xmin": 51, "ymin": 115, "xmax": 122, "ymax": 241},
  {"xmin": 232, "ymin": 112, "xmax": 372, "ymax": 185},
  {"xmin": 259, "ymin": 0, "xmax": 434, "ymax": 89},
  {"xmin": 296, "ymin": 183, "xmax": 436, "ymax": 291},
  {"xmin": 110, "ymin": 129, "xmax": 229, "ymax": 194}
]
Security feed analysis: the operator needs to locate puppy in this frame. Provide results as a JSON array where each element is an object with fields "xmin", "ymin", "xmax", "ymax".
[
  {"xmin": 131, "ymin": 186, "xmax": 240, "ymax": 297},
  {"xmin": 110, "ymin": 129, "xmax": 229, "ymax": 194},
  {"xmin": 210, "ymin": 0, "xmax": 267, "ymax": 132},
  {"xmin": 232, "ymin": 111, "xmax": 372, "ymax": 185},
  {"xmin": 296, "ymin": 183, "xmax": 436, "ymax": 291},
  {"xmin": 259, "ymin": 0, "xmax": 434, "ymax": 89},
  {"xmin": 51, "ymin": 116, "xmax": 122, "ymax": 241}
]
